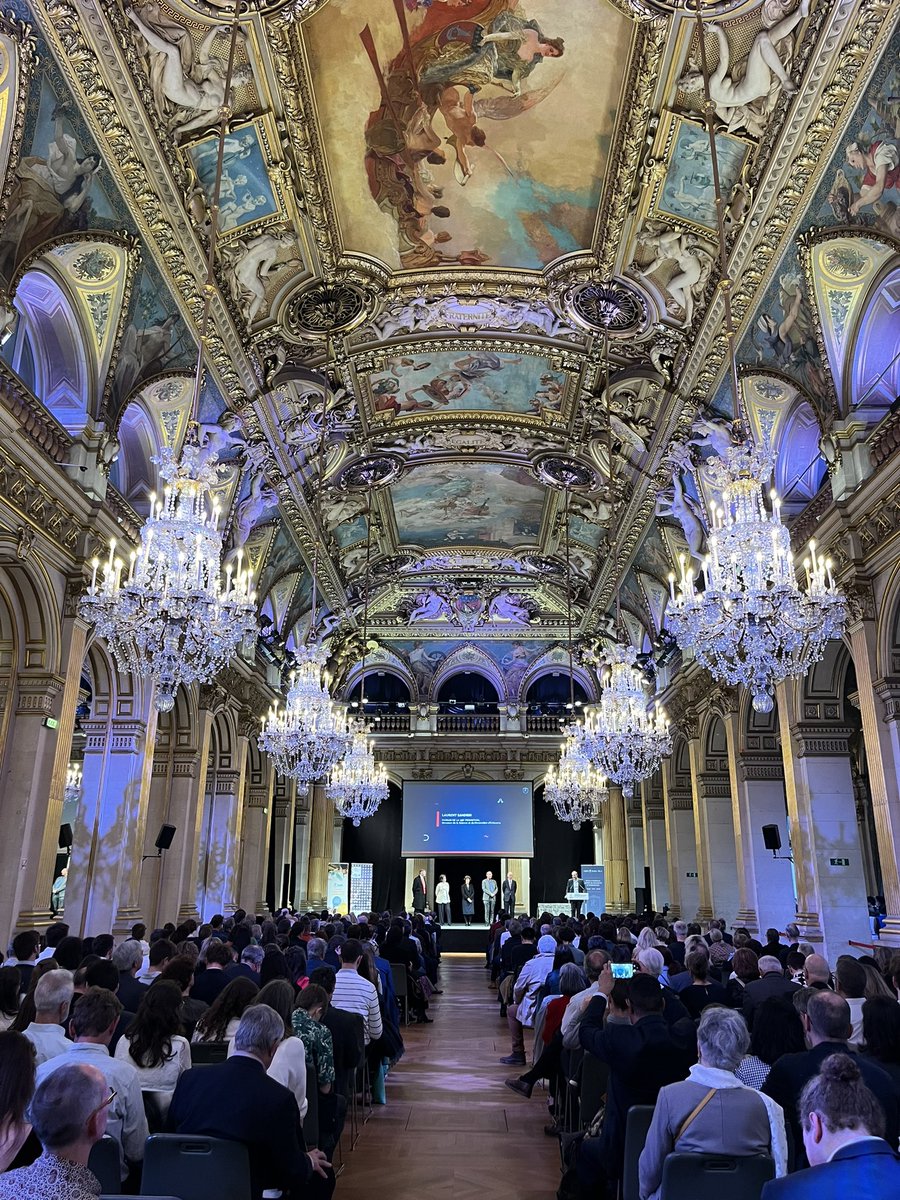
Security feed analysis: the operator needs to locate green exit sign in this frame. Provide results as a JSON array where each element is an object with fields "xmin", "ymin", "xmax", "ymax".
[{"xmin": 829, "ymin": 857, "xmax": 850, "ymax": 867}]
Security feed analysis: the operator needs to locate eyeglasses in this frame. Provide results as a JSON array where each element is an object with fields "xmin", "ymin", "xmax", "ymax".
[{"xmin": 89, "ymin": 1089, "xmax": 116, "ymax": 1122}]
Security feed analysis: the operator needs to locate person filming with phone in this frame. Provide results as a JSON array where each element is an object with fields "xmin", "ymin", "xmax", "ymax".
[{"xmin": 574, "ymin": 965, "xmax": 695, "ymax": 1197}]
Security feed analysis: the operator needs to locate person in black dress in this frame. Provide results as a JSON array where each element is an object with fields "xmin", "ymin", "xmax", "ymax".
[{"xmin": 461, "ymin": 876, "xmax": 475, "ymax": 927}]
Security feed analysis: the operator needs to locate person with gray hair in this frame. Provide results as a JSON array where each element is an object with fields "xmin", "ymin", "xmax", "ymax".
[
  {"xmin": 226, "ymin": 944, "xmax": 264, "ymax": 982},
  {"xmin": 742, "ymin": 954, "xmax": 800, "ymax": 1028},
  {"xmin": 306, "ymin": 937, "xmax": 330, "ymax": 974},
  {"xmin": 21, "ymin": 968, "xmax": 74, "ymax": 1065},
  {"xmin": 561, "ymin": 947, "xmax": 610, "ymax": 1050},
  {"xmin": 112, "ymin": 938, "xmax": 146, "ymax": 1013},
  {"xmin": 0, "ymin": 1062, "xmax": 111, "ymax": 1200},
  {"xmin": 638, "ymin": 1006, "xmax": 787, "ymax": 1199},
  {"xmin": 168, "ymin": 1004, "xmax": 333, "ymax": 1199}
]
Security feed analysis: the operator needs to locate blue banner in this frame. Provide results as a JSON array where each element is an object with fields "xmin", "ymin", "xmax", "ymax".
[{"xmin": 581, "ymin": 864, "xmax": 606, "ymax": 917}]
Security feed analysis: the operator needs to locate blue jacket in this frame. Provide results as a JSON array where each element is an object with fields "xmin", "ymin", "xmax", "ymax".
[{"xmin": 762, "ymin": 1138, "xmax": 900, "ymax": 1200}]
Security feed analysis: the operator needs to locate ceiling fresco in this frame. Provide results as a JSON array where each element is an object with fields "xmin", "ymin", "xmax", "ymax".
[
  {"xmin": 366, "ymin": 350, "xmax": 565, "ymax": 419},
  {"xmin": 390, "ymin": 461, "xmax": 546, "ymax": 549},
  {"xmin": 301, "ymin": 0, "xmax": 632, "ymax": 272},
  {"xmin": 4, "ymin": 0, "xmax": 898, "ymax": 690}
]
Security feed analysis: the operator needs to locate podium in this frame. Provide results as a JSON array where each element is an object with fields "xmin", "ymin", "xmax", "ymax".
[{"xmin": 565, "ymin": 888, "xmax": 588, "ymax": 915}]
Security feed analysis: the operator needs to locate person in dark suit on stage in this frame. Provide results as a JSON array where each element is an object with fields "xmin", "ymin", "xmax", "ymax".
[
  {"xmin": 502, "ymin": 873, "xmax": 517, "ymax": 918},
  {"xmin": 566, "ymin": 870, "xmax": 588, "ymax": 917},
  {"xmin": 167, "ymin": 1005, "xmax": 333, "ymax": 1200},
  {"xmin": 411, "ymin": 869, "xmax": 427, "ymax": 913},
  {"xmin": 762, "ymin": 1052, "xmax": 900, "ymax": 1200}
]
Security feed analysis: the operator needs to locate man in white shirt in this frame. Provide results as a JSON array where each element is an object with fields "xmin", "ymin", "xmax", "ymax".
[
  {"xmin": 501, "ymin": 934, "xmax": 557, "ymax": 1066},
  {"xmin": 37, "ymin": 985, "xmax": 148, "ymax": 1183},
  {"xmin": 22, "ymin": 969, "xmax": 74, "ymax": 1066},
  {"xmin": 330, "ymin": 939, "xmax": 383, "ymax": 1048},
  {"xmin": 136, "ymin": 938, "xmax": 175, "ymax": 987},
  {"xmin": 562, "ymin": 949, "xmax": 610, "ymax": 1050}
]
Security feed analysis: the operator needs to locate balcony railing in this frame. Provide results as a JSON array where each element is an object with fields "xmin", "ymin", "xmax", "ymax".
[
  {"xmin": 526, "ymin": 714, "xmax": 565, "ymax": 734},
  {"xmin": 371, "ymin": 713, "xmax": 411, "ymax": 733},
  {"xmin": 436, "ymin": 713, "xmax": 501, "ymax": 733}
]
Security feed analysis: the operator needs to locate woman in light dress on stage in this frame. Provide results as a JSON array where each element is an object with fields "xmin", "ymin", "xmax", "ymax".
[{"xmin": 435, "ymin": 875, "xmax": 451, "ymax": 924}]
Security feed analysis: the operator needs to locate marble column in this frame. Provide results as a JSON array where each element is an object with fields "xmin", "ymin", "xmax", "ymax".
[
  {"xmin": 627, "ymin": 792, "xmax": 646, "ymax": 908},
  {"xmin": 307, "ymin": 784, "xmax": 331, "ymax": 909},
  {"xmin": 66, "ymin": 692, "xmax": 158, "ymax": 939},
  {"xmin": 660, "ymin": 765, "xmax": 683, "ymax": 919},
  {"xmin": 777, "ymin": 681, "xmax": 870, "ymax": 959},
  {"xmin": 851, "ymin": 616, "xmax": 900, "ymax": 945},
  {"xmin": 722, "ymin": 708, "xmax": 761, "ymax": 933},
  {"xmin": 332, "ymin": 813, "xmax": 344, "ymax": 865},
  {"xmin": 198, "ymin": 726, "xmax": 249, "ymax": 919},
  {"xmin": 293, "ymin": 809, "xmax": 311, "ymax": 910},
  {"xmin": 270, "ymin": 778, "xmax": 296, "ymax": 910},
  {"xmin": 242, "ymin": 769, "xmax": 274, "ymax": 916},
  {"xmin": 736, "ymin": 753, "xmax": 793, "ymax": 935},
  {"xmin": 8, "ymin": 616, "xmax": 88, "ymax": 935},
  {"xmin": 161, "ymin": 710, "xmax": 213, "ymax": 926},
  {"xmin": 603, "ymin": 786, "xmax": 629, "ymax": 913},
  {"xmin": 686, "ymin": 735, "xmax": 715, "ymax": 922},
  {"xmin": 503, "ymin": 858, "xmax": 529, "ymax": 914},
  {"xmin": 642, "ymin": 775, "xmax": 668, "ymax": 914}
]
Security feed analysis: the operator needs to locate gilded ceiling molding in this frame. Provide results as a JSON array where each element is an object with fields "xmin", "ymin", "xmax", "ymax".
[
  {"xmin": 0, "ymin": 11, "xmax": 38, "ymax": 236},
  {"xmin": 35, "ymin": 0, "xmax": 259, "ymax": 410},
  {"xmin": 684, "ymin": 0, "xmax": 892, "ymax": 404}
]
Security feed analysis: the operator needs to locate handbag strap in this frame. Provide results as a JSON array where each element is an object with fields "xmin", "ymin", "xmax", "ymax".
[{"xmin": 676, "ymin": 1088, "xmax": 717, "ymax": 1141}]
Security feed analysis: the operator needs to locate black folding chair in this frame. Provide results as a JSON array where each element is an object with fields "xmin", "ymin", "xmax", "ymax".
[
  {"xmin": 390, "ymin": 962, "xmax": 410, "ymax": 1025},
  {"xmin": 88, "ymin": 1136, "xmax": 121, "ymax": 1194},
  {"xmin": 579, "ymin": 1051, "xmax": 609, "ymax": 1128},
  {"xmin": 303, "ymin": 1060, "xmax": 320, "ymax": 1149},
  {"xmin": 622, "ymin": 1105, "xmax": 656, "ymax": 1200},
  {"xmin": 660, "ymin": 1153, "xmax": 775, "ymax": 1200},
  {"xmin": 140, "ymin": 1134, "xmax": 251, "ymax": 1200},
  {"xmin": 189, "ymin": 1040, "xmax": 228, "ymax": 1065}
]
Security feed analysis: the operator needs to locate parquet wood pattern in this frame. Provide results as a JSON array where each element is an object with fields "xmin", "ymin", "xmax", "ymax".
[{"xmin": 336, "ymin": 955, "xmax": 561, "ymax": 1200}]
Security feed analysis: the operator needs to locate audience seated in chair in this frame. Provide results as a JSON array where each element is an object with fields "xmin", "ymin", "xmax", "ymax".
[{"xmin": 0, "ymin": 1061, "xmax": 111, "ymax": 1200}]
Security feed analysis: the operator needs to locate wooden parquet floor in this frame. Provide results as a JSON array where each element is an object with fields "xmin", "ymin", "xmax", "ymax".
[{"xmin": 336, "ymin": 954, "xmax": 562, "ymax": 1200}]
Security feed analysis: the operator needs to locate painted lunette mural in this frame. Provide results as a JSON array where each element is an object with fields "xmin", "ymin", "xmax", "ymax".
[{"xmin": 726, "ymin": 23, "xmax": 900, "ymax": 416}]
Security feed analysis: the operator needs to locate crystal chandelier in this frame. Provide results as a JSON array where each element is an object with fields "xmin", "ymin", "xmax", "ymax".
[
  {"xmin": 81, "ymin": 444, "xmax": 257, "ymax": 713},
  {"xmin": 79, "ymin": 4, "xmax": 258, "ymax": 714},
  {"xmin": 327, "ymin": 721, "xmax": 389, "ymax": 826},
  {"xmin": 661, "ymin": 4, "xmax": 847, "ymax": 712},
  {"xmin": 64, "ymin": 761, "xmax": 83, "ymax": 806},
  {"xmin": 582, "ymin": 644, "xmax": 671, "ymax": 798},
  {"xmin": 259, "ymin": 644, "xmax": 352, "ymax": 796},
  {"xmin": 545, "ymin": 724, "xmax": 609, "ymax": 831},
  {"xmin": 666, "ymin": 443, "xmax": 846, "ymax": 712},
  {"xmin": 326, "ymin": 470, "xmax": 390, "ymax": 825}
]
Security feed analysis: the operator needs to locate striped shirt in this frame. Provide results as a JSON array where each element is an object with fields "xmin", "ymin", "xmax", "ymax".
[{"xmin": 330, "ymin": 969, "xmax": 383, "ymax": 1045}]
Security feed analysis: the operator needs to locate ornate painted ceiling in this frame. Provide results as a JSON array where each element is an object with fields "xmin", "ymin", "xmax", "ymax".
[{"xmin": 2, "ymin": 0, "xmax": 898, "ymax": 695}]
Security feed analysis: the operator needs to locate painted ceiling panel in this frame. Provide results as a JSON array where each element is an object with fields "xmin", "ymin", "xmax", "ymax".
[
  {"xmin": 302, "ymin": 0, "xmax": 632, "ymax": 272},
  {"xmin": 390, "ymin": 461, "xmax": 546, "ymax": 548}
]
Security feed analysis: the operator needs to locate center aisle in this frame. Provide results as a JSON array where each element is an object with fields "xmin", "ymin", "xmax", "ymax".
[{"xmin": 337, "ymin": 954, "xmax": 562, "ymax": 1200}]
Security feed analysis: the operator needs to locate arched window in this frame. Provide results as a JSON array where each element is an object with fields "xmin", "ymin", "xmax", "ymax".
[{"xmin": 436, "ymin": 671, "xmax": 499, "ymax": 714}]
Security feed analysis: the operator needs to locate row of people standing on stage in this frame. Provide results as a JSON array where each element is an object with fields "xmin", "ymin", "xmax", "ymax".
[{"xmin": 411, "ymin": 869, "xmax": 520, "ymax": 925}]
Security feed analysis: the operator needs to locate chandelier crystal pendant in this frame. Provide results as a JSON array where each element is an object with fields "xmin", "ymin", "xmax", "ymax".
[
  {"xmin": 660, "ymin": 3, "xmax": 847, "ymax": 712},
  {"xmin": 327, "ymin": 720, "xmax": 389, "ymax": 826},
  {"xmin": 258, "ymin": 644, "xmax": 353, "ymax": 796},
  {"xmin": 666, "ymin": 443, "xmax": 846, "ymax": 713},
  {"xmin": 64, "ymin": 761, "xmax": 83, "ymax": 807},
  {"xmin": 582, "ymin": 644, "xmax": 672, "ymax": 799},
  {"xmin": 545, "ymin": 723, "xmax": 609, "ymax": 831},
  {"xmin": 81, "ymin": 444, "xmax": 257, "ymax": 713}
]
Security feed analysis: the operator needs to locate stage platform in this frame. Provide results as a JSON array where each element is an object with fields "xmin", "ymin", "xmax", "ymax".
[{"xmin": 440, "ymin": 923, "xmax": 491, "ymax": 952}]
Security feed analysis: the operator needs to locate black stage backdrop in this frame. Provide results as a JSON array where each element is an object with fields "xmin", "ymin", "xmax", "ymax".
[
  {"xmin": 332, "ymin": 782, "xmax": 598, "ymax": 917},
  {"xmin": 530, "ymin": 785, "xmax": 596, "ymax": 913},
  {"xmin": 341, "ymin": 782, "xmax": 407, "ymax": 912}
]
